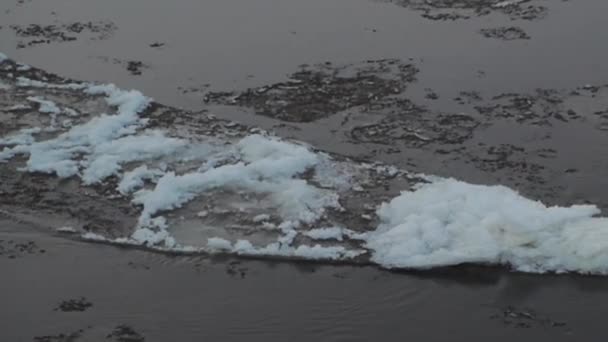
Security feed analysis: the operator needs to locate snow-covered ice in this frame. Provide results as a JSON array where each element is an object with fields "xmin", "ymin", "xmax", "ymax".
[
  {"xmin": 80, "ymin": 130, "xmax": 186, "ymax": 185},
  {"xmin": 118, "ymin": 165, "xmax": 166, "ymax": 195},
  {"xmin": 131, "ymin": 134, "xmax": 340, "ymax": 227},
  {"xmin": 6, "ymin": 84, "xmax": 154, "ymax": 178},
  {"xmin": 366, "ymin": 179, "xmax": 608, "ymax": 274}
]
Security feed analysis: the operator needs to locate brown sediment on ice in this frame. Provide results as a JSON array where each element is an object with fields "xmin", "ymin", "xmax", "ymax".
[
  {"xmin": 480, "ymin": 26, "xmax": 531, "ymax": 40},
  {"xmin": 382, "ymin": 0, "xmax": 553, "ymax": 21},
  {"xmin": 10, "ymin": 21, "xmax": 117, "ymax": 49},
  {"xmin": 204, "ymin": 59, "xmax": 419, "ymax": 122}
]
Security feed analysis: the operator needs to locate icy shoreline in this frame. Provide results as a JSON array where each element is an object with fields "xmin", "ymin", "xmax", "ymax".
[{"xmin": 2, "ymin": 53, "xmax": 608, "ymax": 274}]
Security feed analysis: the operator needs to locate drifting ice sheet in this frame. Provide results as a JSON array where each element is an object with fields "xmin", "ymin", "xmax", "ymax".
[{"xmin": 3, "ymin": 51, "xmax": 608, "ymax": 275}]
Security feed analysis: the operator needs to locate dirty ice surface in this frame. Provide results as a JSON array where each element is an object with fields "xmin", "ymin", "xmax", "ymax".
[{"xmin": 1, "ymin": 53, "xmax": 608, "ymax": 275}]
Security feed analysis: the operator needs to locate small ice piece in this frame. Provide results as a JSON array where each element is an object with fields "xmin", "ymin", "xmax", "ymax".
[
  {"xmin": 63, "ymin": 108, "xmax": 79, "ymax": 117},
  {"xmin": 0, "ymin": 52, "xmax": 7, "ymax": 63},
  {"xmin": 227, "ymin": 239, "xmax": 364, "ymax": 260},
  {"xmin": 0, "ymin": 127, "xmax": 41, "ymax": 146},
  {"xmin": 7, "ymin": 104, "xmax": 31, "ymax": 111},
  {"xmin": 207, "ymin": 237, "xmax": 233, "ymax": 251},
  {"xmin": 27, "ymin": 96, "xmax": 61, "ymax": 114},
  {"xmin": 376, "ymin": 164, "xmax": 399, "ymax": 177},
  {"xmin": 304, "ymin": 227, "xmax": 345, "ymax": 241},
  {"xmin": 117, "ymin": 164, "xmax": 165, "ymax": 194},
  {"xmin": 17, "ymin": 64, "xmax": 31, "ymax": 71},
  {"xmin": 197, "ymin": 210, "xmax": 209, "ymax": 218},
  {"xmin": 131, "ymin": 226, "xmax": 176, "ymax": 248},
  {"xmin": 261, "ymin": 222, "xmax": 277, "ymax": 230},
  {"xmin": 361, "ymin": 214, "xmax": 373, "ymax": 220},
  {"xmin": 293, "ymin": 245, "xmax": 359, "ymax": 260},
  {"xmin": 81, "ymin": 232, "xmax": 107, "ymax": 241},
  {"xmin": 252, "ymin": 214, "xmax": 270, "ymax": 223},
  {"xmin": 343, "ymin": 229, "xmax": 368, "ymax": 241},
  {"xmin": 56, "ymin": 226, "xmax": 77, "ymax": 233}
]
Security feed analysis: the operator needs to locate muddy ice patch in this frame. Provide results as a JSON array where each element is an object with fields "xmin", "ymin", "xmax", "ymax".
[
  {"xmin": 474, "ymin": 86, "xmax": 608, "ymax": 127},
  {"xmin": 54, "ymin": 297, "xmax": 93, "ymax": 312},
  {"xmin": 490, "ymin": 306, "xmax": 568, "ymax": 329},
  {"xmin": 349, "ymin": 101, "xmax": 480, "ymax": 147},
  {"xmin": 204, "ymin": 59, "xmax": 418, "ymax": 122},
  {"xmin": 34, "ymin": 330, "xmax": 84, "ymax": 342},
  {"xmin": 107, "ymin": 325, "xmax": 145, "ymax": 342},
  {"xmin": 32, "ymin": 326, "xmax": 143, "ymax": 342},
  {"xmin": 480, "ymin": 26, "xmax": 531, "ymax": 40},
  {"xmin": 0, "ymin": 239, "xmax": 45, "ymax": 259},
  {"xmin": 346, "ymin": 84, "xmax": 608, "ymax": 150},
  {"xmin": 10, "ymin": 21, "xmax": 117, "ymax": 49},
  {"xmin": 384, "ymin": 0, "xmax": 550, "ymax": 21},
  {"xmin": 92, "ymin": 57, "xmax": 150, "ymax": 76}
]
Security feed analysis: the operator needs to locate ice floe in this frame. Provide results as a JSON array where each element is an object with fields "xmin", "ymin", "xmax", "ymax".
[{"xmin": 2, "ymin": 52, "xmax": 608, "ymax": 274}]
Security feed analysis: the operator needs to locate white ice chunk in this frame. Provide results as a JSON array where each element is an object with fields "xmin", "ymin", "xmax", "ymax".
[
  {"xmin": 252, "ymin": 214, "xmax": 271, "ymax": 223},
  {"xmin": 134, "ymin": 135, "xmax": 339, "ymax": 228},
  {"xmin": 27, "ymin": 96, "xmax": 61, "ymax": 114},
  {"xmin": 493, "ymin": 0, "xmax": 525, "ymax": 8},
  {"xmin": 207, "ymin": 237, "xmax": 233, "ymax": 251},
  {"xmin": 56, "ymin": 226, "xmax": 77, "ymax": 233},
  {"xmin": 366, "ymin": 178, "xmax": 608, "ymax": 274},
  {"xmin": 211, "ymin": 238, "xmax": 364, "ymax": 260},
  {"xmin": 0, "ymin": 127, "xmax": 41, "ymax": 146},
  {"xmin": 63, "ymin": 108, "xmax": 79, "ymax": 117},
  {"xmin": 304, "ymin": 227, "xmax": 345, "ymax": 241},
  {"xmin": 82, "ymin": 130, "xmax": 186, "ymax": 185},
  {"xmin": 118, "ymin": 164, "xmax": 165, "ymax": 194}
]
